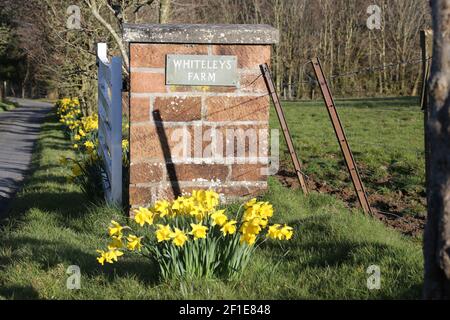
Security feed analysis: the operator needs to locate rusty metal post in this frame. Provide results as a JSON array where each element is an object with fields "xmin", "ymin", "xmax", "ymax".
[
  {"xmin": 260, "ymin": 63, "xmax": 309, "ymax": 195},
  {"xmin": 310, "ymin": 57, "xmax": 372, "ymax": 215}
]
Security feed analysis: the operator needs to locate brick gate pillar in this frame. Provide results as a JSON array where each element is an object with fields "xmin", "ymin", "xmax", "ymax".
[{"xmin": 124, "ymin": 24, "xmax": 279, "ymax": 210}]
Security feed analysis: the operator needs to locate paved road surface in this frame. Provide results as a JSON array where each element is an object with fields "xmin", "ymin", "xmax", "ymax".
[{"xmin": 0, "ymin": 98, "xmax": 52, "ymax": 217}]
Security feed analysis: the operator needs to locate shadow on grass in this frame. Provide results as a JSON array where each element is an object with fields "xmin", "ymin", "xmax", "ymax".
[
  {"xmin": 0, "ymin": 285, "xmax": 40, "ymax": 300},
  {"xmin": 9, "ymin": 191, "xmax": 87, "ymax": 217},
  {"xmin": 0, "ymin": 233, "xmax": 160, "ymax": 295}
]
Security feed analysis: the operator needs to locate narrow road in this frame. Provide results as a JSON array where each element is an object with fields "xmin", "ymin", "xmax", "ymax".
[{"xmin": 0, "ymin": 98, "xmax": 53, "ymax": 216}]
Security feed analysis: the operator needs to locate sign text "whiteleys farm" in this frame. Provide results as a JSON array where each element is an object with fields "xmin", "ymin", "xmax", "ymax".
[{"xmin": 166, "ymin": 54, "xmax": 238, "ymax": 87}]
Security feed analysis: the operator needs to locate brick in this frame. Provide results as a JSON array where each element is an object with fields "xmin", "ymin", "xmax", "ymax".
[
  {"xmin": 144, "ymin": 185, "xmax": 194, "ymax": 203},
  {"xmin": 214, "ymin": 124, "xmax": 269, "ymax": 160},
  {"xmin": 216, "ymin": 184, "xmax": 267, "ymax": 198},
  {"xmin": 240, "ymin": 73, "xmax": 267, "ymax": 93},
  {"xmin": 130, "ymin": 125, "xmax": 195, "ymax": 162},
  {"xmin": 230, "ymin": 164, "xmax": 267, "ymax": 181},
  {"xmin": 130, "ymin": 97, "xmax": 150, "ymax": 122},
  {"xmin": 130, "ymin": 162, "xmax": 165, "ymax": 184},
  {"xmin": 130, "ymin": 124, "xmax": 269, "ymax": 165},
  {"xmin": 168, "ymin": 164, "xmax": 228, "ymax": 182},
  {"xmin": 206, "ymin": 96, "xmax": 269, "ymax": 121},
  {"xmin": 130, "ymin": 72, "xmax": 166, "ymax": 93},
  {"xmin": 129, "ymin": 185, "xmax": 185, "ymax": 208},
  {"xmin": 212, "ymin": 45, "xmax": 271, "ymax": 69},
  {"xmin": 129, "ymin": 186, "xmax": 153, "ymax": 207},
  {"xmin": 130, "ymin": 44, "xmax": 208, "ymax": 68},
  {"xmin": 153, "ymin": 97, "xmax": 201, "ymax": 122}
]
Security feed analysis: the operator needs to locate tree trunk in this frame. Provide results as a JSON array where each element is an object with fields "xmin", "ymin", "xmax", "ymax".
[
  {"xmin": 0, "ymin": 81, "xmax": 4, "ymax": 102},
  {"xmin": 423, "ymin": 0, "xmax": 450, "ymax": 300},
  {"xmin": 288, "ymin": 70, "xmax": 293, "ymax": 100},
  {"xmin": 297, "ymin": 66, "xmax": 303, "ymax": 99},
  {"xmin": 21, "ymin": 58, "xmax": 30, "ymax": 99},
  {"xmin": 159, "ymin": 0, "xmax": 171, "ymax": 24}
]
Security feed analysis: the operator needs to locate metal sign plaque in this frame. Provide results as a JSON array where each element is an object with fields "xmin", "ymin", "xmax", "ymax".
[{"xmin": 166, "ymin": 54, "xmax": 238, "ymax": 87}]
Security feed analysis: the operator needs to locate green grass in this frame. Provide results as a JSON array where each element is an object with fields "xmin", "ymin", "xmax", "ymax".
[
  {"xmin": 272, "ymin": 96, "xmax": 425, "ymax": 216},
  {"xmin": 0, "ymin": 108, "xmax": 424, "ymax": 299},
  {"xmin": 0, "ymin": 99, "xmax": 17, "ymax": 112}
]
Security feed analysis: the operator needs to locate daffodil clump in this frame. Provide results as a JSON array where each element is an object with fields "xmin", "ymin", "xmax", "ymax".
[
  {"xmin": 55, "ymin": 98, "xmax": 129, "ymax": 200},
  {"xmin": 96, "ymin": 190, "xmax": 294, "ymax": 280},
  {"xmin": 56, "ymin": 98, "xmax": 100, "ymax": 155}
]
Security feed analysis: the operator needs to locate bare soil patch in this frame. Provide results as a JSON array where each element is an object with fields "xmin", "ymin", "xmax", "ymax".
[{"xmin": 276, "ymin": 169, "xmax": 425, "ymax": 237}]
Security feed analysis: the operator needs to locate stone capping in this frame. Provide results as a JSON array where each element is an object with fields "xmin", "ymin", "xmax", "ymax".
[{"xmin": 123, "ymin": 23, "xmax": 279, "ymax": 44}]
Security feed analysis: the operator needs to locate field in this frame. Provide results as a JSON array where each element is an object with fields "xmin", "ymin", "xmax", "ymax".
[
  {"xmin": 0, "ymin": 100, "xmax": 424, "ymax": 299},
  {"xmin": 272, "ymin": 97, "xmax": 426, "ymax": 235}
]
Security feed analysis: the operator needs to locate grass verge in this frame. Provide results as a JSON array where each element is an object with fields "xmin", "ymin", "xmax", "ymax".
[
  {"xmin": 0, "ymin": 110, "xmax": 423, "ymax": 299},
  {"xmin": 0, "ymin": 99, "xmax": 17, "ymax": 113}
]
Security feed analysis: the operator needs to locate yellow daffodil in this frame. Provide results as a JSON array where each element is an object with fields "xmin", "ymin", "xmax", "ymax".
[
  {"xmin": 244, "ymin": 198, "xmax": 257, "ymax": 208},
  {"xmin": 96, "ymin": 250, "xmax": 109, "ymax": 265},
  {"xmin": 108, "ymin": 236, "xmax": 123, "ymax": 249},
  {"xmin": 96, "ymin": 247, "xmax": 123, "ymax": 265},
  {"xmin": 155, "ymin": 224, "xmax": 172, "ymax": 242},
  {"xmin": 240, "ymin": 232, "xmax": 257, "ymax": 246},
  {"xmin": 154, "ymin": 200, "xmax": 170, "ymax": 217},
  {"xmin": 170, "ymin": 227, "xmax": 188, "ymax": 247},
  {"xmin": 126, "ymin": 235, "xmax": 142, "ymax": 251},
  {"xmin": 172, "ymin": 197, "xmax": 184, "ymax": 212},
  {"xmin": 280, "ymin": 225, "xmax": 294, "ymax": 240},
  {"xmin": 243, "ymin": 204, "xmax": 260, "ymax": 221},
  {"xmin": 107, "ymin": 247, "xmax": 124, "ymax": 262},
  {"xmin": 133, "ymin": 207, "xmax": 154, "ymax": 227},
  {"xmin": 84, "ymin": 140, "xmax": 95, "ymax": 149},
  {"xmin": 172, "ymin": 196, "xmax": 193, "ymax": 213},
  {"xmin": 74, "ymin": 134, "xmax": 81, "ymax": 141},
  {"xmin": 189, "ymin": 223, "xmax": 208, "ymax": 239},
  {"xmin": 252, "ymin": 216, "xmax": 268, "ymax": 228},
  {"xmin": 204, "ymin": 190, "xmax": 219, "ymax": 210},
  {"xmin": 210, "ymin": 210, "xmax": 227, "ymax": 226},
  {"xmin": 108, "ymin": 220, "xmax": 123, "ymax": 237},
  {"xmin": 267, "ymin": 224, "xmax": 282, "ymax": 240},
  {"xmin": 122, "ymin": 139, "xmax": 129, "ymax": 149},
  {"xmin": 240, "ymin": 219, "xmax": 262, "ymax": 235},
  {"xmin": 220, "ymin": 220, "xmax": 237, "ymax": 236},
  {"xmin": 259, "ymin": 202, "xmax": 274, "ymax": 219},
  {"xmin": 192, "ymin": 190, "xmax": 219, "ymax": 211}
]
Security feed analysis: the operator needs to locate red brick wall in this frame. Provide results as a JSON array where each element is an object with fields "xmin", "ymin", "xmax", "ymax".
[{"xmin": 129, "ymin": 43, "xmax": 271, "ymax": 208}]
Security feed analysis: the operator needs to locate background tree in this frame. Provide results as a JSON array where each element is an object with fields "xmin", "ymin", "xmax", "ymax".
[
  {"xmin": 423, "ymin": 0, "xmax": 450, "ymax": 299},
  {"xmin": 0, "ymin": 0, "xmax": 433, "ymax": 105},
  {"xmin": 159, "ymin": 0, "xmax": 171, "ymax": 23}
]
